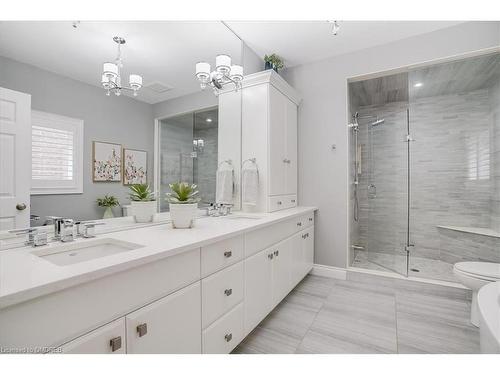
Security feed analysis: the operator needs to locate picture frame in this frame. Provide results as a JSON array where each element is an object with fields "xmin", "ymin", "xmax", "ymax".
[
  {"xmin": 123, "ymin": 148, "xmax": 148, "ymax": 185},
  {"xmin": 92, "ymin": 141, "xmax": 122, "ymax": 182}
]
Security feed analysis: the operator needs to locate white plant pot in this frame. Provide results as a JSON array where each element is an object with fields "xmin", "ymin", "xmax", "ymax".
[
  {"xmin": 169, "ymin": 203, "xmax": 198, "ymax": 229},
  {"xmin": 130, "ymin": 200, "xmax": 157, "ymax": 223}
]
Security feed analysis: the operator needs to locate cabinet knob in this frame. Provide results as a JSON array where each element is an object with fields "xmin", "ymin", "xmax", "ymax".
[
  {"xmin": 109, "ymin": 336, "xmax": 122, "ymax": 352},
  {"xmin": 274, "ymin": 250, "xmax": 279, "ymax": 257},
  {"xmin": 225, "ymin": 333, "xmax": 233, "ymax": 342},
  {"xmin": 309, "ymin": 217, "xmax": 313, "ymax": 222},
  {"xmin": 137, "ymin": 323, "xmax": 148, "ymax": 337},
  {"xmin": 268, "ymin": 253, "xmax": 274, "ymax": 260},
  {"xmin": 291, "ymin": 199, "xmax": 296, "ymax": 203},
  {"xmin": 277, "ymin": 201, "xmax": 282, "ymax": 205},
  {"xmin": 297, "ymin": 222, "xmax": 302, "ymax": 227},
  {"xmin": 224, "ymin": 250, "xmax": 232, "ymax": 258},
  {"xmin": 224, "ymin": 288, "xmax": 233, "ymax": 296}
]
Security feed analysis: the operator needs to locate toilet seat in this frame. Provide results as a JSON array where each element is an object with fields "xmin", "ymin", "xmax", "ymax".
[{"xmin": 454, "ymin": 262, "xmax": 500, "ymax": 281}]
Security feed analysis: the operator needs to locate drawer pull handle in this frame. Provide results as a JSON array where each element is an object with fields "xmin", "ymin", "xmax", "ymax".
[
  {"xmin": 109, "ymin": 336, "xmax": 122, "ymax": 352},
  {"xmin": 302, "ymin": 234, "xmax": 307, "ymax": 239},
  {"xmin": 277, "ymin": 201, "xmax": 282, "ymax": 205},
  {"xmin": 224, "ymin": 250, "xmax": 232, "ymax": 258},
  {"xmin": 297, "ymin": 222, "xmax": 302, "ymax": 227},
  {"xmin": 137, "ymin": 323, "xmax": 148, "ymax": 337},
  {"xmin": 268, "ymin": 253, "xmax": 274, "ymax": 260},
  {"xmin": 224, "ymin": 288, "xmax": 233, "ymax": 296},
  {"xmin": 291, "ymin": 199, "xmax": 296, "ymax": 203},
  {"xmin": 274, "ymin": 250, "xmax": 279, "ymax": 257},
  {"xmin": 309, "ymin": 217, "xmax": 313, "ymax": 222},
  {"xmin": 225, "ymin": 333, "xmax": 233, "ymax": 342}
]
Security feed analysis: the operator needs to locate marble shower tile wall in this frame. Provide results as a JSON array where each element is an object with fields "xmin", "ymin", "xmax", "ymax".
[
  {"xmin": 490, "ymin": 81, "xmax": 500, "ymax": 232},
  {"xmin": 355, "ymin": 89, "xmax": 499, "ymax": 265},
  {"xmin": 193, "ymin": 124, "xmax": 218, "ymax": 204}
]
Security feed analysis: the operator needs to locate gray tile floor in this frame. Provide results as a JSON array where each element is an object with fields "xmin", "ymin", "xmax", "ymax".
[{"xmin": 233, "ymin": 272, "xmax": 479, "ymax": 354}]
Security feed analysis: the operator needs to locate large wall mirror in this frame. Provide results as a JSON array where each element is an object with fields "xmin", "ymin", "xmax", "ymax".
[{"xmin": 0, "ymin": 21, "xmax": 243, "ymax": 231}]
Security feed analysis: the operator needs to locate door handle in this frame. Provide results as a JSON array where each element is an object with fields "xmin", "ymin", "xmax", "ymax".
[
  {"xmin": 16, "ymin": 203, "xmax": 27, "ymax": 211},
  {"xmin": 109, "ymin": 336, "xmax": 122, "ymax": 352},
  {"xmin": 137, "ymin": 323, "xmax": 148, "ymax": 337},
  {"xmin": 224, "ymin": 333, "xmax": 233, "ymax": 342}
]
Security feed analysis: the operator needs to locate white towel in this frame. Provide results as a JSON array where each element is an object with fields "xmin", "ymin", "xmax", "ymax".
[
  {"xmin": 216, "ymin": 164, "xmax": 234, "ymax": 204},
  {"xmin": 242, "ymin": 162, "xmax": 259, "ymax": 206}
]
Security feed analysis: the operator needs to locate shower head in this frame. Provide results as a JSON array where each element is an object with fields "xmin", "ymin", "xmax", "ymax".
[{"xmin": 371, "ymin": 118, "xmax": 385, "ymax": 127}]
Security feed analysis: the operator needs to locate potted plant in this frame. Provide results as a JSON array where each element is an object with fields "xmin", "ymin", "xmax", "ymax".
[
  {"xmin": 129, "ymin": 184, "xmax": 156, "ymax": 223},
  {"xmin": 96, "ymin": 195, "xmax": 120, "ymax": 219},
  {"xmin": 165, "ymin": 182, "xmax": 200, "ymax": 229},
  {"xmin": 264, "ymin": 54, "xmax": 284, "ymax": 72}
]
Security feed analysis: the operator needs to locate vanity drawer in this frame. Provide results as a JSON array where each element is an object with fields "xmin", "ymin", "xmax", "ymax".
[
  {"xmin": 245, "ymin": 218, "xmax": 296, "ymax": 257},
  {"xmin": 296, "ymin": 212, "xmax": 314, "ymax": 229},
  {"xmin": 202, "ymin": 262, "xmax": 244, "ymax": 328},
  {"xmin": 268, "ymin": 195, "xmax": 286, "ymax": 212},
  {"xmin": 202, "ymin": 303, "xmax": 244, "ymax": 354},
  {"xmin": 201, "ymin": 235, "xmax": 244, "ymax": 277},
  {"xmin": 283, "ymin": 194, "xmax": 298, "ymax": 209}
]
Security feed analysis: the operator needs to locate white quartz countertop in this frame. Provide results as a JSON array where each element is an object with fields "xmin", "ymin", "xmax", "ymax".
[{"xmin": 0, "ymin": 207, "xmax": 316, "ymax": 309}]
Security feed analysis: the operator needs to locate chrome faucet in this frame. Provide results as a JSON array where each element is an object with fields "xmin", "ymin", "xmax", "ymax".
[
  {"xmin": 75, "ymin": 221, "xmax": 105, "ymax": 238},
  {"xmin": 46, "ymin": 216, "xmax": 75, "ymax": 242},
  {"xmin": 8, "ymin": 227, "xmax": 48, "ymax": 247},
  {"xmin": 205, "ymin": 203, "xmax": 233, "ymax": 217}
]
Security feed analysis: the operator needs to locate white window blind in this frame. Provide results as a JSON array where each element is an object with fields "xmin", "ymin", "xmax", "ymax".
[{"xmin": 31, "ymin": 111, "xmax": 84, "ymax": 195}]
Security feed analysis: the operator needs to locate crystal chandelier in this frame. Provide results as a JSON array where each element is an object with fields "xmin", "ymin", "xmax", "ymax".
[
  {"xmin": 101, "ymin": 37, "xmax": 143, "ymax": 97},
  {"xmin": 195, "ymin": 54, "xmax": 243, "ymax": 96}
]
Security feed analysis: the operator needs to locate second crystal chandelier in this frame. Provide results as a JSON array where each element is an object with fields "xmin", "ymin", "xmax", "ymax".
[{"xmin": 195, "ymin": 54, "xmax": 243, "ymax": 96}]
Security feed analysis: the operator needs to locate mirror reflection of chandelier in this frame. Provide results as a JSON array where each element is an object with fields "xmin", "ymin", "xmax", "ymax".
[
  {"xmin": 101, "ymin": 37, "xmax": 143, "ymax": 97},
  {"xmin": 195, "ymin": 54, "xmax": 243, "ymax": 96}
]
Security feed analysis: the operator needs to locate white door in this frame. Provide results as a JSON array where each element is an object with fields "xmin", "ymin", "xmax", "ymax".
[
  {"xmin": 57, "ymin": 318, "xmax": 126, "ymax": 354},
  {"xmin": 285, "ymin": 98, "xmax": 298, "ymax": 195},
  {"xmin": 0, "ymin": 87, "xmax": 31, "ymax": 230},
  {"xmin": 126, "ymin": 282, "xmax": 201, "ymax": 354},
  {"xmin": 244, "ymin": 248, "xmax": 273, "ymax": 335},
  {"xmin": 268, "ymin": 86, "xmax": 286, "ymax": 196},
  {"xmin": 271, "ymin": 238, "xmax": 292, "ymax": 306}
]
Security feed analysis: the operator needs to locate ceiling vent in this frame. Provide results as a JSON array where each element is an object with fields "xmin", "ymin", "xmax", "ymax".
[{"xmin": 143, "ymin": 81, "xmax": 173, "ymax": 93}]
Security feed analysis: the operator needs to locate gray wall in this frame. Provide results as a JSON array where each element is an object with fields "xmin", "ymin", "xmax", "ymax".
[
  {"xmin": 0, "ymin": 56, "xmax": 154, "ymax": 221},
  {"xmin": 282, "ymin": 21, "xmax": 500, "ymax": 268},
  {"xmin": 153, "ymin": 90, "xmax": 217, "ymax": 120},
  {"xmin": 243, "ymin": 42, "xmax": 263, "ymax": 75}
]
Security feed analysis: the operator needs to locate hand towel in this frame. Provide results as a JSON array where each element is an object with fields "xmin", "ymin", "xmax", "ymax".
[
  {"xmin": 242, "ymin": 162, "xmax": 259, "ymax": 206},
  {"xmin": 216, "ymin": 163, "xmax": 234, "ymax": 204}
]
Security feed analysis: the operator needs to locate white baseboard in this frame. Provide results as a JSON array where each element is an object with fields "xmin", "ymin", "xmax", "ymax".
[{"xmin": 310, "ymin": 264, "xmax": 347, "ymax": 280}]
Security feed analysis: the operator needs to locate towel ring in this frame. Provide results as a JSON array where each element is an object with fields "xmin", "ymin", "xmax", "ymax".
[
  {"xmin": 242, "ymin": 158, "xmax": 257, "ymax": 165},
  {"xmin": 218, "ymin": 159, "xmax": 232, "ymax": 167}
]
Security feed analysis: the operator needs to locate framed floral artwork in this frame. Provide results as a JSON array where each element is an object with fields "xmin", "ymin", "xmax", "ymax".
[
  {"xmin": 123, "ymin": 148, "xmax": 147, "ymax": 185},
  {"xmin": 92, "ymin": 141, "xmax": 122, "ymax": 182}
]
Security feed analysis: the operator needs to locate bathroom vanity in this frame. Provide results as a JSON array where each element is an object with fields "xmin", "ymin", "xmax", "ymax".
[{"xmin": 0, "ymin": 207, "xmax": 315, "ymax": 354}]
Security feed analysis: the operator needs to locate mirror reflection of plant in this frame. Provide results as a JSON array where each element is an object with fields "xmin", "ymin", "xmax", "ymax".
[
  {"xmin": 129, "ymin": 184, "xmax": 155, "ymax": 202},
  {"xmin": 166, "ymin": 182, "xmax": 201, "ymax": 204},
  {"xmin": 264, "ymin": 54, "xmax": 284, "ymax": 70},
  {"xmin": 96, "ymin": 194, "xmax": 120, "ymax": 207}
]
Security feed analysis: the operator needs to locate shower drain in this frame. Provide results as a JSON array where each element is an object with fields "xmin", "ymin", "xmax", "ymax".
[{"xmin": 410, "ymin": 268, "xmax": 420, "ymax": 273}]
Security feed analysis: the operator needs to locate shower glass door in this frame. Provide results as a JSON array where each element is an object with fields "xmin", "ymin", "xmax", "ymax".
[{"xmin": 365, "ymin": 107, "xmax": 410, "ymax": 276}]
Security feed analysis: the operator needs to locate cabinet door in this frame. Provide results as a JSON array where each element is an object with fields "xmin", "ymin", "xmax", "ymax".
[
  {"xmin": 126, "ymin": 282, "xmax": 201, "ymax": 354},
  {"xmin": 285, "ymin": 98, "xmax": 298, "ymax": 195},
  {"xmin": 244, "ymin": 248, "xmax": 273, "ymax": 335},
  {"xmin": 268, "ymin": 86, "xmax": 286, "ymax": 196},
  {"xmin": 301, "ymin": 227, "xmax": 314, "ymax": 278},
  {"xmin": 57, "ymin": 318, "xmax": 126, "ymax": 354},
  {"xmin": 290, "ymin": 232, "xmax": 303, "ymax": 287},
  {"xmin": 271, "ymin": 237, "xmax": 293, "ymax": 306}
]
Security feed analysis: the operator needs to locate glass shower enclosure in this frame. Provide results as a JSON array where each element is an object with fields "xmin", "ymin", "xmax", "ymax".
[
  {"xmin": 349, "ymin": 51, "xmax": 500, "ymax": 282},
  {"xmin": 157, "ymin": 107, "xmax": 218, "ymax": 212}
]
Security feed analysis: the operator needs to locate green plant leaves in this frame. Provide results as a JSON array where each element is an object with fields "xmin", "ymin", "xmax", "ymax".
[
  {"xmin": 165, "ymin": 182, "xmax": 201, "ymax": 204},
  {"xmin": 129, "ymin": 184, "xmax": 155, "ymax": 201}
]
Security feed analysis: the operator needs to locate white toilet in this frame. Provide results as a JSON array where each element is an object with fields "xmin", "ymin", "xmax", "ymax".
[{"xmin": 453, "ymin": 262, "xmax": 500, "ymax": 327}]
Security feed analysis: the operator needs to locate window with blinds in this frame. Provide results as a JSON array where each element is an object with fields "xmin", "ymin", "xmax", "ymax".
[{"xmin": 31, "ymin": 111, "xmax": 84, "ymax": 195}]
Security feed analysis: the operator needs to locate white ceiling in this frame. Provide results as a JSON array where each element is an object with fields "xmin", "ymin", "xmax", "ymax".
[
  {"xmin": 226, "ymin": 21, "xmax": 465, "ymax": 68},
  {"xmin": 0, "ymin": 21, "xmax": 242, "ymax": 104},
  {"xmin": 0, "ymin": 21, "xmax": 467, "ymax": 105}
]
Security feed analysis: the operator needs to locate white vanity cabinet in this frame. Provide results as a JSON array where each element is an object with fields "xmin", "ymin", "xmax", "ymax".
[
  {"xmin": 57, "ymin": 318, "xmax": 126, "ymax": 354},
  {"xmin": 125, "ymin": 282, "xmax": 201, "ymax": 354},
  {"xmin": 241, "ymin": 70, "xmax": 301, "ymax": 213}
]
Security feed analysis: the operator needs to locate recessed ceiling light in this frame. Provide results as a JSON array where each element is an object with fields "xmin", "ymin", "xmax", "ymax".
[
  {"xmin": 414, "ymin": 82, "xmax": 423, "ymax": 88},
  {"xmin": 206, "ymin": 118, "xmax": 212, "ymax": 123}
]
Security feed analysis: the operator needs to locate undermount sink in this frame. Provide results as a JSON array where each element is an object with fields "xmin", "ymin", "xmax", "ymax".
[
  {"xmin": 32, "ymin": 238, "xmax": 143, "ymax": 266},
  {"xmin": 222, "ymin": 215, "xmax": 262, "ymax": 220}
]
